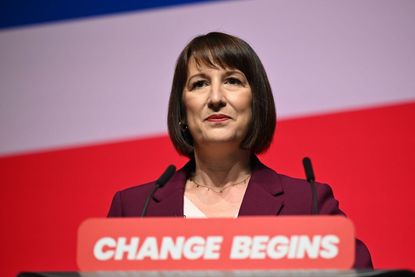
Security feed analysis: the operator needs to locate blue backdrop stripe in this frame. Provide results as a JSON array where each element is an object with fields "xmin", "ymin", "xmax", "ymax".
[{"xmin": 0, "ymin": 0, "xmax": 221, "ymax": 29}]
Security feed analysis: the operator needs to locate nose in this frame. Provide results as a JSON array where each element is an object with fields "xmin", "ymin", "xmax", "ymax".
[{"xmin": 207, "ymin": 82, "xmax": 226, "ymax": 111}]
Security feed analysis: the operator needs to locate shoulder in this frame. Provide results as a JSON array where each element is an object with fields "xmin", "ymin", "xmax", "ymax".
[
  {"xmin": 252, "ymin": 158, "xmax": 341, "ymax": 215},
  {"xmin": 107, "ymin": 181, "xmax": 156, "ymax": 217},
  {"xmin": 278, "ymin": 172, "xmax": 335, "ymax": 201},
  {"xmin": 107, "ymin": 162, "xmax": 191, "ymax": 217},
  {"xmin": 118, "ymin": 181, "xmax": 156, "ymax": 197},
  {"xmin": 253, "ymin": 159, "xmax": 372, "ymax": 268},
  {"xmin": 277, "ymin": 172, "xmax": 342, "ymax": 215}
]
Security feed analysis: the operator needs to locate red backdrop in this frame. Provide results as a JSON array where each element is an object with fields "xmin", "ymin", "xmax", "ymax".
[{"xmin": 1, "ymin": 101, "xmax": 414, "ymax": 277}]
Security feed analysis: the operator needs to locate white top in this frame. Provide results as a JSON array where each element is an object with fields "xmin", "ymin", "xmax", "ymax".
[
  {"xmin": 183, "ymin": 195, "xmax": 238, "ymax": 218},
  {"xmin": 183, "ymin": 195, "xmax": 207, "ymax": 218}
]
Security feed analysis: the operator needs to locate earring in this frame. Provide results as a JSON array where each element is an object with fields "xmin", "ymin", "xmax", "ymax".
[{"xmin": 179, "ymin": 121, "xmax": 188, "ymax": 132}]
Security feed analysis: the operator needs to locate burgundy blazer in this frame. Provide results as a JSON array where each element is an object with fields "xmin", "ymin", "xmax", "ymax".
[{"xmin": 108, "ymin": 157, "xmax": 373, "ymax": 269}]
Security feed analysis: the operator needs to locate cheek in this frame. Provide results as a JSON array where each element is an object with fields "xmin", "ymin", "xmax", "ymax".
[
  {"xmin": 230, "ymin": 92, "xmax": 252, "ymax": 114},
  {"xmin": 184, "ymin": 99, "xmax": 196, "ymax": 114},
  {"xmin": 183, "ymin": 96, "xmax": 202, "ymax": 124},
  {"xmin": 236, "ymin": 93, "xmax": 253, "ymax": 127}
]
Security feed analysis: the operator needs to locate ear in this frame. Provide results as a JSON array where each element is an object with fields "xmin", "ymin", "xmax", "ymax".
[{"xmin": 179, "ymin": 120, "xmax": 188, "ymax": 132}]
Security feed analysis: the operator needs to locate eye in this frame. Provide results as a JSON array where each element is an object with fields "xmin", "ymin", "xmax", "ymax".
[
  {"xmin": 190, "ymin": 80, "xmax": 208, "ymax": 90},
  {"xmin": 225, "ymin": 77, "xmax": 243, "ymax": 86}
]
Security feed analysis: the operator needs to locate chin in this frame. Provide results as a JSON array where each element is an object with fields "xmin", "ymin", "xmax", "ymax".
[
  {"xmin": 202, "ymin": 134, "xmax": 243, "ymax": 144},
  {"xmin": 194, "ymin": 129, "xmax": 246, "ymax": 145}
]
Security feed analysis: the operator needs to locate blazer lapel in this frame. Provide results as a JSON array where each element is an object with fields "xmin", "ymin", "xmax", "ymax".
[
  {"xmin": 146, "ymin": 158, "xmax": 284, "ymax": 217},
  {"xmin": 147, "ymin": 162, "xmax": 193, "ymax": 217},
  {"xmin": 238, "ymin": 157, "xmax": 284, "ymax": 216}
]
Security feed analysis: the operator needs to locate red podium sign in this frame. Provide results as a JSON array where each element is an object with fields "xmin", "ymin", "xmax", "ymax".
[{"xmin": 77, "ymin": 216, "xmax": 355, "ymax": 270}]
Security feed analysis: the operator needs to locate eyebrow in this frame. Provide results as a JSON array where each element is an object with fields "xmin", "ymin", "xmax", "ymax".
[
  {"xmin": 223, "ymin": 70, "xmax": 246, "ymax": 78},
  {"xmin": 187, "ymin": 69, "xmax": 245, "ymax": 81},
  {"xmin": 187, "ymin": 73, "xmax": 209, "ymax": 81}
]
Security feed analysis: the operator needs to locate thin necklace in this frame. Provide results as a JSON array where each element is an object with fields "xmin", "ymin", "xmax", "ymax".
[{"xmin": 190, "ymin": 175, "xmax": 250, "ymax": 193}]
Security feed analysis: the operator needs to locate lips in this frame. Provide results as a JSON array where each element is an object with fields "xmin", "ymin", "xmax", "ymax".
[{"xmin": 205, "ymin": 114, "xmax": 231, "ymax": 122}]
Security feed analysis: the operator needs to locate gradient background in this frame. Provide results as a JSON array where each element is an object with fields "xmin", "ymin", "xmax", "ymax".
[{"xmin": 0, "ymin": 0, "xmax": 414, "ymax": 276}]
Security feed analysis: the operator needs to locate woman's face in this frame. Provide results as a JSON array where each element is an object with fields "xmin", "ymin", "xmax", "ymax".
[{"xmin": 183, "ymin": 58, "xmax": 252, "ymax": 149}]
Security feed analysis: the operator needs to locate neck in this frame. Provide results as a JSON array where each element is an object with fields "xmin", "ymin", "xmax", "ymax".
[{"xmin": 192, "ymin": 144, "xmax": 251, "ymax": 188}]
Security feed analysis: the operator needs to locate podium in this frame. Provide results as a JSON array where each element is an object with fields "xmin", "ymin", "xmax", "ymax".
[
  {"xmin": 17, "ymin": 217, "xmax": 415, "ymax": 277},
  {"xmin": 76, "ymin": 216, "xmax": 355, "ymax": 271},
  {"xmin": 17, "ymin": 270, "xmax": 415, "ymax": 277}
]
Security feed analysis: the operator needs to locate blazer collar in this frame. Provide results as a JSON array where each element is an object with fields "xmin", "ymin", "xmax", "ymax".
[
  {"xmin": 152, "ymin": 157, "xmax": 284, "ymax": 217},
  {"xmin": 239, "ymin": 156, "xmax": 284, "ymax": 216},
  {"xmin": 149, "ymin": 161, "xmax": 192, "ymax": 217}
]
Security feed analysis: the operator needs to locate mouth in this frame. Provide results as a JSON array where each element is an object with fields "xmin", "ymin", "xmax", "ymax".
[{"xmin": 205, "ymin": 114, "xmax": 231, "ymax": 123}]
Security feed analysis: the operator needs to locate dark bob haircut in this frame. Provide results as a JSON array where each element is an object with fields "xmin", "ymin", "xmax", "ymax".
[{"xmin": 168, "ymin": 32, "xmax": 276, "ymax": 158}]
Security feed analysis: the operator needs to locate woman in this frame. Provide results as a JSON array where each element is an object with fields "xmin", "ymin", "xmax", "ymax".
[{"xmin": 108, "ymin": 32, "xmax": 372, "ymax": 268}]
